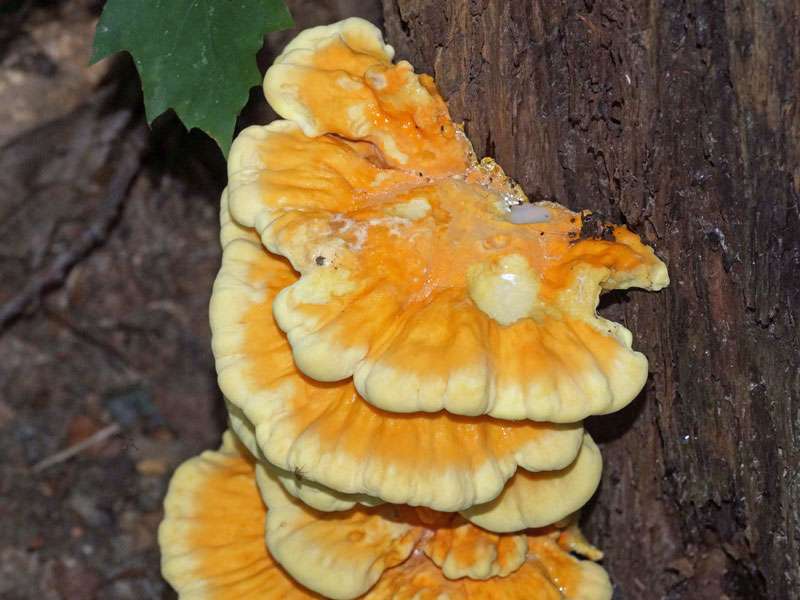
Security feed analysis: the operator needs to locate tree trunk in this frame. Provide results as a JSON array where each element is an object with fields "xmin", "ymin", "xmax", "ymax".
[{"xmin": 382, "ymin": 2, "xmax": 799, "ymax": 598}]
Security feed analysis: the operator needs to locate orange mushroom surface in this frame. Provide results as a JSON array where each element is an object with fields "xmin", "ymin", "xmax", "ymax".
[
  {"xmin": 159, "ymin": 432, "xmax": 612, "ymax": 600},
  {"xmin": 234, "ymin": 412, "xmax": 601, "ymax": 534},
  {"xmin": 228, "ymin": 18, "xmax": 669, "ymax": 424},
  {"xmin": 213, "ymin": 194, "xmax": 586, "ymax": 513}
]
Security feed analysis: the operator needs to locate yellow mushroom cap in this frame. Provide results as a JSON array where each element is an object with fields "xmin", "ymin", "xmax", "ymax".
[
  {"xmin": 460, "ymin": 434, "xmax": 603, "ymax": 533},
  {"xmin": 263, "ymin": 18, "xmax": 468, "ymax": 175},
  {"xmin": 212, "ymin": 193, "xmax": 585, "ymax": 513},
  {"xmin": 243, "ymin": 427, "xmax": 602, "ymax": 535},
  {"xmin": 227, "ymin": 18, "xmax": 669, "ymax": 424},
  {"xmin": 370, "ymin": 549, "xmax": 611, "ymax": 600},
  {"xmin": 421, "ymin": 515, "xmax": 528, "ymax": 580},
  {"xmin": 159, "ymin": 431, "xmax": 612, "ymax": 600},
  {"xmin": 256, "ymin": 462, "xmax": 423, "ymax": 599},
  {"xmin": 158, "ymin": 432, "xmax": 317, "ymax": 599}
]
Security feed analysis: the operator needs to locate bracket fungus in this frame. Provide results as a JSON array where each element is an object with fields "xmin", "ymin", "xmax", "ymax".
[
  {"xmin": 214, "ymin": 193, "xmax": 586, "ymax": 513},
  {"xmin": 228, "ymin": 18, "xmax": 668, "ymax": 424},
  {"xmin": 160, "ymin": 17, "xmax": 668, "ymax": 600},
  {"xmin": 160, "ymin": 432, "xmax": 613, "ymax": 600}
]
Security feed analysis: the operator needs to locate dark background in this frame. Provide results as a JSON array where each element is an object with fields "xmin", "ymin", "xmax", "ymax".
[{"xmin": 0, "ymin": 1, "xmax": 797, "ymax": 599}]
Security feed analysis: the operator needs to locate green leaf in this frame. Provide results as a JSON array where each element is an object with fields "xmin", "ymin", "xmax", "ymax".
[{"xmin": 91, "ymin": 0, "xmax": 293, "ymax": 156}]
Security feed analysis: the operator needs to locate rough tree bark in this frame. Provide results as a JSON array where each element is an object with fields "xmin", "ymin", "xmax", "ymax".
[{"xmin": 382, "ymin": 2, "xmax": 799, "ymax": 599}]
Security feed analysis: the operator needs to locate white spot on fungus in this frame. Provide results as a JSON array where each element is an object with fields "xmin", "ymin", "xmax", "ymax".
[
  {"xmin": 375, "ymin": 132, "xmax": 408, "ymax": 164},
  {"xmin": 387, "ymin": 197, "xmax": 431, "ymax": 220},
  {"xmin": 467, "ymin": 254, "xmax": 540, "ymax": 326},
  {"xmin": 336, "ymin": 75, "xmax": 364, "ymax": 91},
  {"xmin": 346, "ymin": 104, "xmax": 370, "ymax": 137},
  {"xmin": 508, "ymin": 204, "xmax": 551, "ymax": 225},
  {"xmin": 365, "ymin": 70, "xmax": 388, "ymax": 90}
]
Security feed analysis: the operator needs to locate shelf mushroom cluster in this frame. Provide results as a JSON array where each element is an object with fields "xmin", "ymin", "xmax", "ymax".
[{"xmin": 158, "ymin": 18, "xmax": 669, "ymax": 600}]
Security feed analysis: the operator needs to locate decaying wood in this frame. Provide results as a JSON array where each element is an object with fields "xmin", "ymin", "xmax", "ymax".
[{"xmin": 383, "ymin": 2, "xmax": 799, "ymax": 598}]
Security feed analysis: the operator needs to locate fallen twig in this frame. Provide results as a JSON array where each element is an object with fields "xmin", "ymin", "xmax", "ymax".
[{"xmin": 32, "ymin": 422, "xmax": 121, "ymax": 473}]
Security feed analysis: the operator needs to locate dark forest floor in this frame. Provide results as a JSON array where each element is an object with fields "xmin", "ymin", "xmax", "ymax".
[{"xmin": 0, "ymin": 1, "xmax": 378, "ymax": 598}]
